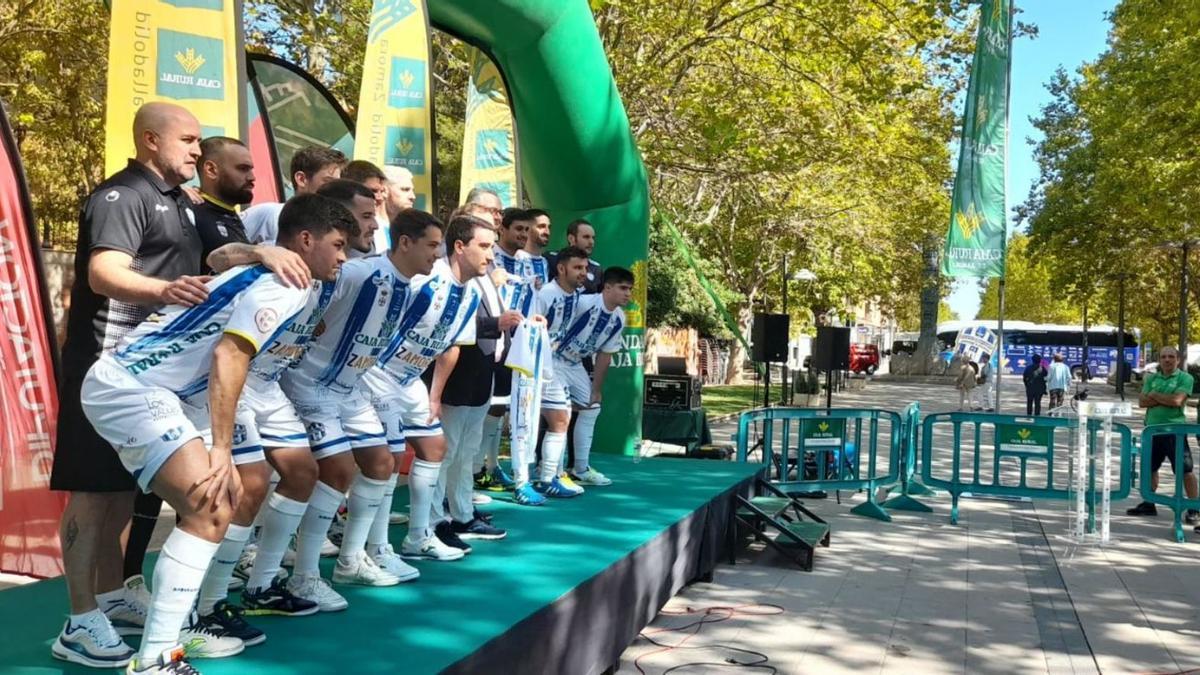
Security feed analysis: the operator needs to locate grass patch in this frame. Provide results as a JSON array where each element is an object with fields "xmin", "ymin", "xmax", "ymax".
[{"xmin": 701, "ymin": 384, "xmax": 760, "ymax": 417}]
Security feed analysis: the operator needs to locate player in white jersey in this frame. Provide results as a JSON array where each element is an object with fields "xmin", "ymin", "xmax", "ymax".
[
  {"xmin": 316, "ymin": 179, "xmax": 379, "ymax": 259},
  {"xmin": 523, "ymin": 208, "xmax": 553, "ymax": 286},
  {"xmin": 241, "ymin": 146, "xmax": 345, "ymax": 245},
  {"xmin": 540, "ymin": 266, "xmax": 634, "ymax": 489},
  {"xmin": 79, "ymin": 196, "xmax": 349, "ymax": 674},
  {"xmin": 280, "ymin": 208, "xmax": 442, "ymax": 609},
  {"xmin": 178, "ymin": 195, "xmax": 359, "ymax": 647},
  {"xmin": 361, "ymin": 215, "xmax": 498, "ymax": 559},
  {"xmin": 526, "ymin": 247, "xmax": 591, "ymax": 498}
]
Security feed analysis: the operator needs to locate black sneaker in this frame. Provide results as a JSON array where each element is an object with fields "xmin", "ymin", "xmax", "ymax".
[
  {"xmin": 1126, "ymin": 501, "xmax": 1158, "ymax": 516},
  {"xmin": 242, "ymin": 576, "xmax": 319, "ymax": 617},
  {"xmin": 452, "ymin": 518, "xmax": 507, "ymax": 541},
  {"xmin": 473, "ymin": 469, "xmax": 492, "ymax": 491},
  {"xmin": 1186, "ymin": 509, "xmax": 1199, "ymax": 525},
  {"xmin": 434, "ymin": 520, "xmax": 472, "ymax": 554},
  {"xmin": 473, "ymin": 508, "xmax": 494, "ymax": 523},
  {"xmin": 198, "ymin": 601, "xmax": 265, "ymax": 647}
]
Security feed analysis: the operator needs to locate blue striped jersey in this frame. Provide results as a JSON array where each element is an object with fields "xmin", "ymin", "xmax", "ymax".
[
  {"xmin": 493, "ymin": 245, "xmax": 538, "ymax": 316},
  {"xmin": 535, "ymin": 281, "xmax": 582, "ymax": 345},
  {"xmin": 525, "ymin": 255, "xmax": 551, "ymax": 286},
  {"xmin": 110, "ymin": 265, "xmax": 310, "ymax": 398},
  {"xmin": 283, "ymin": 255, "xmax": 411, "ymax": 395},
  {"xmin": 365, "ymin": 266, "xmax": 481, "ymax": 390},
  {"xmin": 247, "ymin": 279, "xmax": 337, "ymax": 386},
  {"xmin": 554, "ymin": 293, "xmax": 626, "ymax": 364}
]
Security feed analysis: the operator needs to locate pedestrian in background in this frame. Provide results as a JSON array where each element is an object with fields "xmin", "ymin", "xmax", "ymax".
[
  {"xmin": 955, "ymin": 357, "xmax": 977, "ymax": 411},
  {"xmin": 1047, "ymin": 353, "xmax": 1071, "ymax": 409},
  {"xmin": 1023, "ymin": 354, "xmax": 1048, "ymax": 415}
]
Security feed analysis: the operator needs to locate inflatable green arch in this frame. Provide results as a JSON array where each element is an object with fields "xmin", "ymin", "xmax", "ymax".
[{"xmin": 431, "ymin": 0, "xmax": 649, "ymax": 455}]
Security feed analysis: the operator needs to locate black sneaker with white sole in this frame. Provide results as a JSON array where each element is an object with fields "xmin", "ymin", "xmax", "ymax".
[
  {"xmin": 434, "ymin": 520, "xmax": 472, "ymax": 553},
  {"xmin": 242, "ymin": 576, "xmax": 320, "ymax": 617},
  {"xmin": 452, "ymin": 518, "xmax": 507, "ymax": 540},
  {"xmin": 196, "ymin": 601, "xmax": 265, "ymax": 647}
]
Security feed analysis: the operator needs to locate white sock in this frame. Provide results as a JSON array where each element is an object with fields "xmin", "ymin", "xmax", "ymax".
[
  {"xmin": 249, "ymin": 473, "xmax": 280, "ymax": 541},
  {"xmin": 573, "ymin": 408, "xmax": 601, "ymax": 474},
  {"xmin": 407, "ymin": 459, "xmax": 441, "ymax": 539},
  {"xmin": 482, "ymin": 415, "xmax": 503, "ymax": 471},
  {"xmin": 540, "ymin": 432, "xmax": 567, "ymax": 483},
  {"xmin": 196, "ymin": 523, "xmax": 251, "ymax": 616},
  {"xmin": 247, "ymin": 492, "xmax": 307, "ymax": 592},
  {"xmin": 367, "ymin": 472, "xmax": 399, "ymax": 553},
  {"xmin": 295, "ymin": 481, "xmax": 343, "ymax": 577},
  {"xmin": 338, "ymin": 474, "xmax": 390, "ymax": 565},
  {"xmin": 139, "ymin": 528, "xmax": 219, "ymax": 660}
]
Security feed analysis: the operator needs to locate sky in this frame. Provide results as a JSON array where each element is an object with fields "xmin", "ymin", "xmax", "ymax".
[{"xmin": 946, "ymin": 0, "xmax": 1117, "ymax": 320}]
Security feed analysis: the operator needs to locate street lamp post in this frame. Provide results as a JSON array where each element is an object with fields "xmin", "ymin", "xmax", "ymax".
[{"xmin": 780, "ymin": 261, "xmax": 817, "ymax": 405}]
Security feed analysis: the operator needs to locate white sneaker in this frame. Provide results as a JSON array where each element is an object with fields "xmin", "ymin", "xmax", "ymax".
[
  {"xmin": 229, "ymin": 545, "xmax": 255, "ymax": 591},
  {"xmin": 321, "ymin": 536, "xmax": 340, "ymax": 558},
  {"xmin": 178, "ymin": 611, "xmax": 244, "ymax": 659},
  {"xmin": 570, "ymin": 467, "xmax": 613, "ymax": 486},
  {"xmin": 286, "ymin": 573, "xmax": 348, "ymax": 612},
  {"xmin": 100, "ymin": 576, "xmax": 149, "ymax": 637},
  {"xmin": 369, "ymin": 544, "xmax": 420, "ymax": 582},
  {"xmin": 332, "ymin": 550, "xmax": 402, "ymax": 586},
  {"xmin": 51, "ymin": 615, "xmax": 135, "ymax": 668},
  {"xmin": 126, "ymin": 645, "xmax": 199, "ymax": 674},
  {"xmin": 472, "ymin": 492, "xmax": 493, "ymax": 505},
  {"xmin": 281, "ymin": 536, "xmax": 338, "ymax": 564},
  {"xmin": 401, "ymin": 533, "xmax": 465, "ymax": 561},
  {"xmin": 389, "ymin": 511, "xmax": 410, "ymax": 524}
]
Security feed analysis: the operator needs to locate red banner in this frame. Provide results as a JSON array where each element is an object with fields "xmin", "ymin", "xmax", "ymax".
[{"xmin": 0, "ymin": 102, "xmax": 66, "ymax": 578}]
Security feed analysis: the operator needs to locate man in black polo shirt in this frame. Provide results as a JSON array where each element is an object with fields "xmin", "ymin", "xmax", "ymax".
[
  {"xmin": 50, "ymin": 105, "xmax": 312, "ymax": 668},
  {"xmin": 194, "ymin": 136, "xmax": 255, "ymax": 267}
]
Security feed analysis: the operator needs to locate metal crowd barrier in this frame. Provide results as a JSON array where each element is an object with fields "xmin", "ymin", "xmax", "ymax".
[
  {"xmin": 920, "ymin": 412, "xmax": 1134, "ymax": 525},
  {"xmin": 1138, "ymin": 424, "xmax": 1200, "ymax": 542},
  {"xmin": 736, "ymin": 407, "xmax": 902, "ymax": 521}
]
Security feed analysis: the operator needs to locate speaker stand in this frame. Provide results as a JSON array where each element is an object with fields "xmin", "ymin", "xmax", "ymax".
[{"xmin": 825, "ymin": 367, "xmax": 833, "ymax": 412}]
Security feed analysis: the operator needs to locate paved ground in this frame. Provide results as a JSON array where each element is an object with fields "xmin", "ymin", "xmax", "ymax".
[{"xmin": 620, "ymin": 377, "xmax": 1200, "ymax": 675}]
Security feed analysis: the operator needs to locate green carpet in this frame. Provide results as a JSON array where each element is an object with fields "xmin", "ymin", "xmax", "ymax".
[{"xmin": 2, "ymin": 457, "xmax": 758, "ymax": 674}]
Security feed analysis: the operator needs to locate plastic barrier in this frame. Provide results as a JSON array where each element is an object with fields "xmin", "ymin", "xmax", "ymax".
[
  {"xmin": 736, "ymin": 407, "xmax": 902, "ymax": 521},
  {"xmin": 921, "ymin": 412, "xmax": 1134, "ymax": 525},
  {"xmin": 881, "ymin": 402, "xmax": 935, "ymax": 513},
  {"xmin": 1138, "ymin": 424, "xmax": 1200, "ymax": 542}
]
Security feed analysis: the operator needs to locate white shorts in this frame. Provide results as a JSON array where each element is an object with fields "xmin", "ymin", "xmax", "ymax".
[
  {"xmin": 82, "ymin": 358, "xmax": 262, "ymax": 492},
  {"xmin": 288, "ymin": 388, "xmax": 386, "ymax": 460},
  {"xmin": 541, "ymin": 358, "xmax": 596, "ymax": 411},
  {"xmin": 241, "ymin": 380, "xmax": 309, "ymax": 449},
  {"xmin": 367, "ymin": 376, "xmax": 443, "ymax": 452}
]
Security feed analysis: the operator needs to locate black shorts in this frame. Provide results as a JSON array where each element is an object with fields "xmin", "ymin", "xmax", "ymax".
[
  {"xmin": 1150, "ymin": 433, "xmax": 1195, "ymax": 475},
  {"xmin": 49, "ymin": 371, "xmax": 137, "ymax": 492}
]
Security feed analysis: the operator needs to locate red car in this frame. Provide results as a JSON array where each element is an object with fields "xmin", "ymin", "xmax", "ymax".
[{"xmin": 849, "ymin": 344, "xmax": 880, "ymax": 374}]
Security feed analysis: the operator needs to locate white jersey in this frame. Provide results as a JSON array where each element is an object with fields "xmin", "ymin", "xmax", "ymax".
[
  {"xmin": 493, "ymin": 245, "xmax": 537, "ymax": 316},
  {"xmin": 555, "ymin": 293, "xmax": 625, "ymax": 364},
  {"xmin": 111, "ymin": 265, "xmax": 310, "ymax": 398},
  {"xmin": 283, "ymin": 255, "xmax": 411, "ymax": 396},
  {"xmin": 506, "ymin": 321, "xmax": 552, "ymax": 467},
  {"xmin": 247, "ymin": 280, "xmax": 337, "ymax": 388},
  {"xmin": 525, "ymin": 254, "xmax": 551, "ymax": 286},
  {"xmin": 240, "ymin": 202, "xmax": 285, "ymax": 245},
  {"xmin": 366, "ymin": 266, "xmax": 481, "ymax": 389},
  {"xmin": 535, "ymin": 282, "xmax": 582, "ymax": 345}
]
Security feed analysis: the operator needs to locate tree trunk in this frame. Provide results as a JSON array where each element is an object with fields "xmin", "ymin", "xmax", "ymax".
[
  {"xmin": 913, "ymin": 238, "xmax": 941, "ymax": 374},
  {"xmin": 724, "ymin": 305, "xmax": 754, "ymax": 384}
]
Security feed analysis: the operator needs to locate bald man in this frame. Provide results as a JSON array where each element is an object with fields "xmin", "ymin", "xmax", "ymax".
[{"xmin": 50, "ymin": 104, "xmax": 307, "ymax": 668}]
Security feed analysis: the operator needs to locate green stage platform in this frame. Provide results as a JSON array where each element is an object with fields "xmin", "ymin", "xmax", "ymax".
[{"xmin": 1, "ymin": 457, "xmax": 759, "ymax": 674}]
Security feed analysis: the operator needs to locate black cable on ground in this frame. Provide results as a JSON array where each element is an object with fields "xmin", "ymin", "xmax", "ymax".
[{"xmin": 633, "ymin": 603, "xmax": 785, "ymax": 674}]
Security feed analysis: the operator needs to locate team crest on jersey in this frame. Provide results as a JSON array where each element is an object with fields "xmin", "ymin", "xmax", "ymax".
[
  {"xmin": 105, "ymin": 190, "xmax": 120, "ymax": 202},
  {"xmin": 307, "ymin": 422, "xmax": 326, "ymax": 442},
  {"xmin": 255, "ymin": 308, "xmax": 280, "ymax": 333},
  {"xmin": 232, "ymin": 424, "xmax": 247, "ymax": 446},
  {"xmin": 160, "ymin": 426, "xmax": 185, "ymax": 442}
]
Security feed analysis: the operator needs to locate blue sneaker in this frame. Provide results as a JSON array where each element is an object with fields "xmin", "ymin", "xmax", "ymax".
[
  {"xmin": 534, "ymin": 476, "xmax": 580, "ymax": 499},
  {"xmin": 488, "ymin": 465, "xmax": 516, "ymax": 491},
  {"xmin": 514, "ymin": 483, "xmax": 547, "ymax": 506}
]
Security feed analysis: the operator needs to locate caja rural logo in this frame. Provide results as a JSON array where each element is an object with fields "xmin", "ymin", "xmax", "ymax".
[{"xmin": 157, "ymin": 29, "xmax": 225, "ymax": 101}]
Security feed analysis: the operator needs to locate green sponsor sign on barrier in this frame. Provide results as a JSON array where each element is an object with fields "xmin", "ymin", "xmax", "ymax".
[
  {"xmin": 995, "ymin": 423, "xmax": 1051, "ymax": 454},
  {"xmin": 803, "ymin": 419, "xmax": 845, "ymax": 448}
]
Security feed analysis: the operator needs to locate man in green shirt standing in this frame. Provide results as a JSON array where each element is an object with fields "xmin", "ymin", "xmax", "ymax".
[{"xmin": 1127, "ymin": 346, "xmax": 1199, "ymax": 523}]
